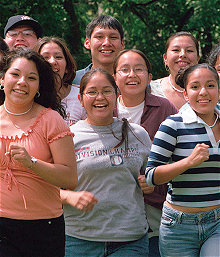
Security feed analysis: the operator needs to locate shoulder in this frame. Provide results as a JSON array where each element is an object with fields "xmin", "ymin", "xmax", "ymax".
[
  {"xmin": 73, "ymin": 64, "xmax": 92, "ymax": 85},
  {"xmin": 145, "ymin": 92, "xmax": 178, "ymax": 113}
]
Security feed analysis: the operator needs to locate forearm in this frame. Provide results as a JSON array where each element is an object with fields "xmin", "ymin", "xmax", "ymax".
[
  {"xmin": 30, "ymin": 160, "xmax": 77, "ymax": 190},
  {"xmin": 153, "ymin": 157, "xmax": 192, "ymax": 185}
]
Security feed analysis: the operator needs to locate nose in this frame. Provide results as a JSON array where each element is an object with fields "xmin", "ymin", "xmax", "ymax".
[
  {"xmin": 17, "ymin": 76, "xmax": 27, "ymax": 85},
  {"xmin": 103, "ymin": 36, "xmax": 111, "ymax": 46},
  {"xmin": 16, "ymin": 32, "xmax": 25, "ymax": 40},
  {"xmin": 199, "ymin": 86, "xmax": 208, "ymax": 95},
  {"xmin": 48, "ymin": 56, "xmax": 57, "ymax": 65},
  {"xmin": 128, "ymin": 69, "xmax": 137, "ymax": 77},
  {"xmin": 179, "ymin": 49, "xmax": 186, "ymax": 57},
  {"xmin": 96, "ymin": 92, "xmax": 105, "ymax": 99}
]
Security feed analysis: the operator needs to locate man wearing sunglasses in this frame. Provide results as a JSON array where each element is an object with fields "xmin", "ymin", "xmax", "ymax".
[{"xmin": 4, "ymin": 15, "xmax": 43, "ymax": 50}]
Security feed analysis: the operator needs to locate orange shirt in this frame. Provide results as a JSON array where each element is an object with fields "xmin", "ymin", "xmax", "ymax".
[{"xmin": 0, "ymin": 108, "xmax": 73, "ymax": 220}]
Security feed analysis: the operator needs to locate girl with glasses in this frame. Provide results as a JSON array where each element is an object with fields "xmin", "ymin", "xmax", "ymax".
[
  {"xmin": 61, "ymin": 68, "xmax": 152, "ymax": 256},
  {"xmin": 113, "ymin": 49, "xmax": 178, "ymax": 257}
]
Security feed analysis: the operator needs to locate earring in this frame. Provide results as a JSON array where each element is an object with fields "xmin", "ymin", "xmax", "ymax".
[
  {"xmin": 35, "ymin": 91, "xmax": 40, "ymax": 98},
  {"xmin": 164, "ymin": 64, "xmax": 170, "ymax": 72},
  {"xmin": 0, "ymin": 84, "xmax": 4, "ymax": 90}
]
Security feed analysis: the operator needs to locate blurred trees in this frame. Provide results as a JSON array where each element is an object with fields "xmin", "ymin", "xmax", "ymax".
[{"xmin": 0, "ymin": 0, "xmax": 219, "ymax": 78}]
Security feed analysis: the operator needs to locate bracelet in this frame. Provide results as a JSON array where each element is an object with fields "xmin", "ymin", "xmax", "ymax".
[{"xmin": 28, "ymin": 156, "xmax": 38, "ymax": 169}]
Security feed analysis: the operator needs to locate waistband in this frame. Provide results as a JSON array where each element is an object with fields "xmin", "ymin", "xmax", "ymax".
[{"xmin": 163, "ymin": 204, "xmax": 220, "ymax": 224}]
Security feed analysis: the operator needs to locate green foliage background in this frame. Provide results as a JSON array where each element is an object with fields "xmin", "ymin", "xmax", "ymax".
[{"xmin": 0, "ymin": 0, "xmax": 219, "ymax": 79}]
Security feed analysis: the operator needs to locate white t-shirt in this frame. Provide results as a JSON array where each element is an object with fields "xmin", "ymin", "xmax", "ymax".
[
  {"xmin": 117, "ymin": 97, "xmax": 144, "ymax": 125},
  {"xmin": 62, "ymin": 85, "xmax": 87, "ymax": 126}
]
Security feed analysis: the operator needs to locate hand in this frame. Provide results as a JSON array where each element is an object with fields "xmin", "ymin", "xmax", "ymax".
[
  {"xmin": 5, "ymin": 142, "xmax": 32, "ymax": 168},
  {"xmin": 66, "ymin": 191, "xmax": 98, "ymax": 212},
  {"xmin": 187, "ymin": 143, "xmax": 210, "ymax": 168},
  {"xmin": 138, "ymin": 175, "xmax": 155, "ymax": 194}
]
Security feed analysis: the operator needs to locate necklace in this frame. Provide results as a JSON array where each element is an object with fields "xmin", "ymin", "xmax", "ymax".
[
  {"xmin": 208, "ymin": 113, "xmax": 219, "ymax": 128},
  {"xmin": 4, "ymin": 102, "xmax": 33, "ymax": 116},
  {"xmin": 168, "ymin": 75, "xmax": 184, "ymax": 93}
]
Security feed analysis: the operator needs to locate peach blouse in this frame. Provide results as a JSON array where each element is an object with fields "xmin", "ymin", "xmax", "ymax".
[{"xmin": 0, "ymin": 108, "xmax": 73, "ymax": 220}]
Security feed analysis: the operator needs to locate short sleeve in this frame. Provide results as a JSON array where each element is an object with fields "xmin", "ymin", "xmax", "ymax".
[{"xmin": 41, "ymin": 109, "xmax": 74, "ymax": 144}]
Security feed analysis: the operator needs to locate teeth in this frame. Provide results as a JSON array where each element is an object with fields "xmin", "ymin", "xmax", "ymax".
[
  {"xmin": 13, "ymin": 89, "xmax": 27, "ymax": 94},
  {"xmin": 127, "ymin": 82, "xmax": 138, "ymax": 85},
  {"xmin": 101, "ymin": 50, "xmax": 112, "ymax": 53},
  {"xmin": 198, "ymin": 100, "xmax": 209, "ymax": 103},
  {"xmin": 95, "ymin": 104, "xmax": 106, "ymax": 108}
]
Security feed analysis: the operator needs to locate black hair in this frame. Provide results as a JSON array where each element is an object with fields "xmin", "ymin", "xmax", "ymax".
[
  {"xmin": 175, "ymin": 63, "xmax": 219, "ymax": 90},
  {"xmin": 86, "ymin": 15, "xmax": 124, "ymax": 41},
  {"xmin": 206, "ymin": 44, "xmax": 220, "ymax": 68},
  {"xmin": 0, "ymin": 47, "xmax": 66, "ymax": 118}
]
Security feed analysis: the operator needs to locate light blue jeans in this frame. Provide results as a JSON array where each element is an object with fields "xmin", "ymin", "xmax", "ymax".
[
  {"xmin": 65, "ymin": 233, "xmax": 149, "ymax": 257},
  {"xmin": 159, "ymin": 204, "xmax": 220, "ymax": 257}
]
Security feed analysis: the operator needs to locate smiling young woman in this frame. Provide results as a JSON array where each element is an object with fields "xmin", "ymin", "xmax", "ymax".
[
  {"xmin": 0, "ymin": 48, "xmax": 77, "ymax": 257},
  {"xmin": 60, "ymin": 68, "xmax": 152, "ymax": 257},
  {"xmin": 146, "ymin": 63, "xmax": 220, "ymax": 257},
  {"xmin": 150, "ymin": 32, "xmax": 200, "ymax": 110}
]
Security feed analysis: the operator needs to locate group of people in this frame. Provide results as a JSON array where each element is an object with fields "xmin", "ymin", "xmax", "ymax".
[{"xmin": 0, "ymin": 13, "xmax": 219, "ymax": 257}]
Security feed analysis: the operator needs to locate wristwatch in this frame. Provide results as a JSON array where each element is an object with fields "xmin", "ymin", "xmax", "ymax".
[{"xmin": 28, "ymin": 156, "xmax": 38, "ymax": 169}]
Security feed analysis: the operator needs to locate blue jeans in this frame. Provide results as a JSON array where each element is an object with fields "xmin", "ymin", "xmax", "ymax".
[
  {"xmin": 159, "ymin": 205, "xmax": 220, "ymax": 257},
  {"xmin": 65, "ymin": 233, "xmax": 149, "ymax": 257}
]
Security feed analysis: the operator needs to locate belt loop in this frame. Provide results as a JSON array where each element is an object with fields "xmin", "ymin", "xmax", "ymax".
[
  {"xmin": 214, "ymin": 208, "xmax": 218, "ymax": 222},
  {"xmin": 177, "ymin": 211, "xmax": 182, "ymax": 224}
]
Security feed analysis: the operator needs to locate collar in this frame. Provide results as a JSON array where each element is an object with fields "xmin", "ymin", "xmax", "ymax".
[{"xmin": 181, "ymin": 104, "xmax": 220, "ymax": 125}]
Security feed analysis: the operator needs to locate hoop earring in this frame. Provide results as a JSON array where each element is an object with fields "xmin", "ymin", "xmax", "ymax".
[
  {"xmin": 0, "ymin": 84, "xmax": 4, "ymax": 90},
  {"xmin": 35, "ymin": 91, "xmax": 40, "ymax": 98},
  {"xmin": 164, "ymin": 64, "xmax": 170, "ymax": 72}
]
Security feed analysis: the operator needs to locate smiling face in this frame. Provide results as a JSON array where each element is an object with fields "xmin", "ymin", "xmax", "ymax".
[
  {"xmin": 79, "ymin": 72, "xmax": 116, "ymax": 125},
  {"xmin": 84, "ymin": 26, "xmax": 124, "ymax": 72},
  {"xmin": 184, "ymin": 67, "xmax": 220, "ymax": 120},
  {"xmin": 163, "ymin": 35, "xmax": 200, "ymax": 76},
  {"xmin": 5, "ymin": 25, "xmax": 39, "ymax": 50},
  {"xmin": 39, "ymin": 42, "xmax": 67, "ymax": 79},
  {"xmin": 114, "ymin": 51, "xmax": 152, "ymax": 102},
  {"xmin": 1, "ymin": 57, "xmax": 39, "ymax": 111}
]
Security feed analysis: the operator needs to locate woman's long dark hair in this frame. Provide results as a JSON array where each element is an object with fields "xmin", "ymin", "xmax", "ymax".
[{"xmin": 0, "ymin": 48, "xmax": 66, "ymax": 118}]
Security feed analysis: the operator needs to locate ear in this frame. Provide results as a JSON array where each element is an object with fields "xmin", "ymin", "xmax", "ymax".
[
  {"xmin": 147, "ymin": 73, "xmax": 153, "ymax": 84},
  {"xmin": 183, "ymin": 89, "xmax": 189, "ymax": 102},
  {"xmin": 78, "ymin": 93, "xmax": 84, "ymax": 107},
  {"xmin": 84, "ymin": 38, "xmax": 91, "ymax": 50},
  {"xmin": 121, "ymin": 39, "xmax": 125, "ymax": 50},
  {"xmin": 163, "ymin": 53, "xmax": 168, "ymax": 66}
]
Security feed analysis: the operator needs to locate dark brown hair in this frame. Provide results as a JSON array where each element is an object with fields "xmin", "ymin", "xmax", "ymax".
[
  {"xmin": 165, "ymin": 31, "xmax": 200, "ymax": 56},
  {"xmin": 34, "ymin": 36, "xmax": 77, "ymax": 87},
  {"xmin": 0, "ymin": 48, "xmax": 66, "ymax": 118},
  {"xmin": 175, "ymin": 63, "xmax": 219, "ymax": 90}
]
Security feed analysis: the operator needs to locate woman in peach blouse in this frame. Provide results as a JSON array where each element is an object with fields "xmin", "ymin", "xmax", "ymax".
[{"xmin": 0, "ymin": 48, "xmax": 77, "ymax": 257}]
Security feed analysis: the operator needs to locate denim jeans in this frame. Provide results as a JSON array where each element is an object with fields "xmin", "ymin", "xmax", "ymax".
[
  {"xmin": 65, "ymin": 233, "xmax": 149, "ymax": 257},
  {"xmin": 159, "ymin": 204, "xmax": 220, "ymax": 257}
]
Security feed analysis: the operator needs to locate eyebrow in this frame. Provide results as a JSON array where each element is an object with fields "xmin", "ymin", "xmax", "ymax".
[{"xmin": 11, "ymin": 68, "xmax": 39, "ymax": 76}]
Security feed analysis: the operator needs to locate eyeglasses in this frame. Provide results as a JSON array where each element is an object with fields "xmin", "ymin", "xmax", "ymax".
[
  {"xmin": 83, "ymin": 89, "xmax": 115, "ymax": 98},
  {"xmin": 116, "ymin": 67, "xmax": 147, "ymax": 75},
  {"xmin": 7, "ymin": 30, "xmax": 36, "ymax": 38}
]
